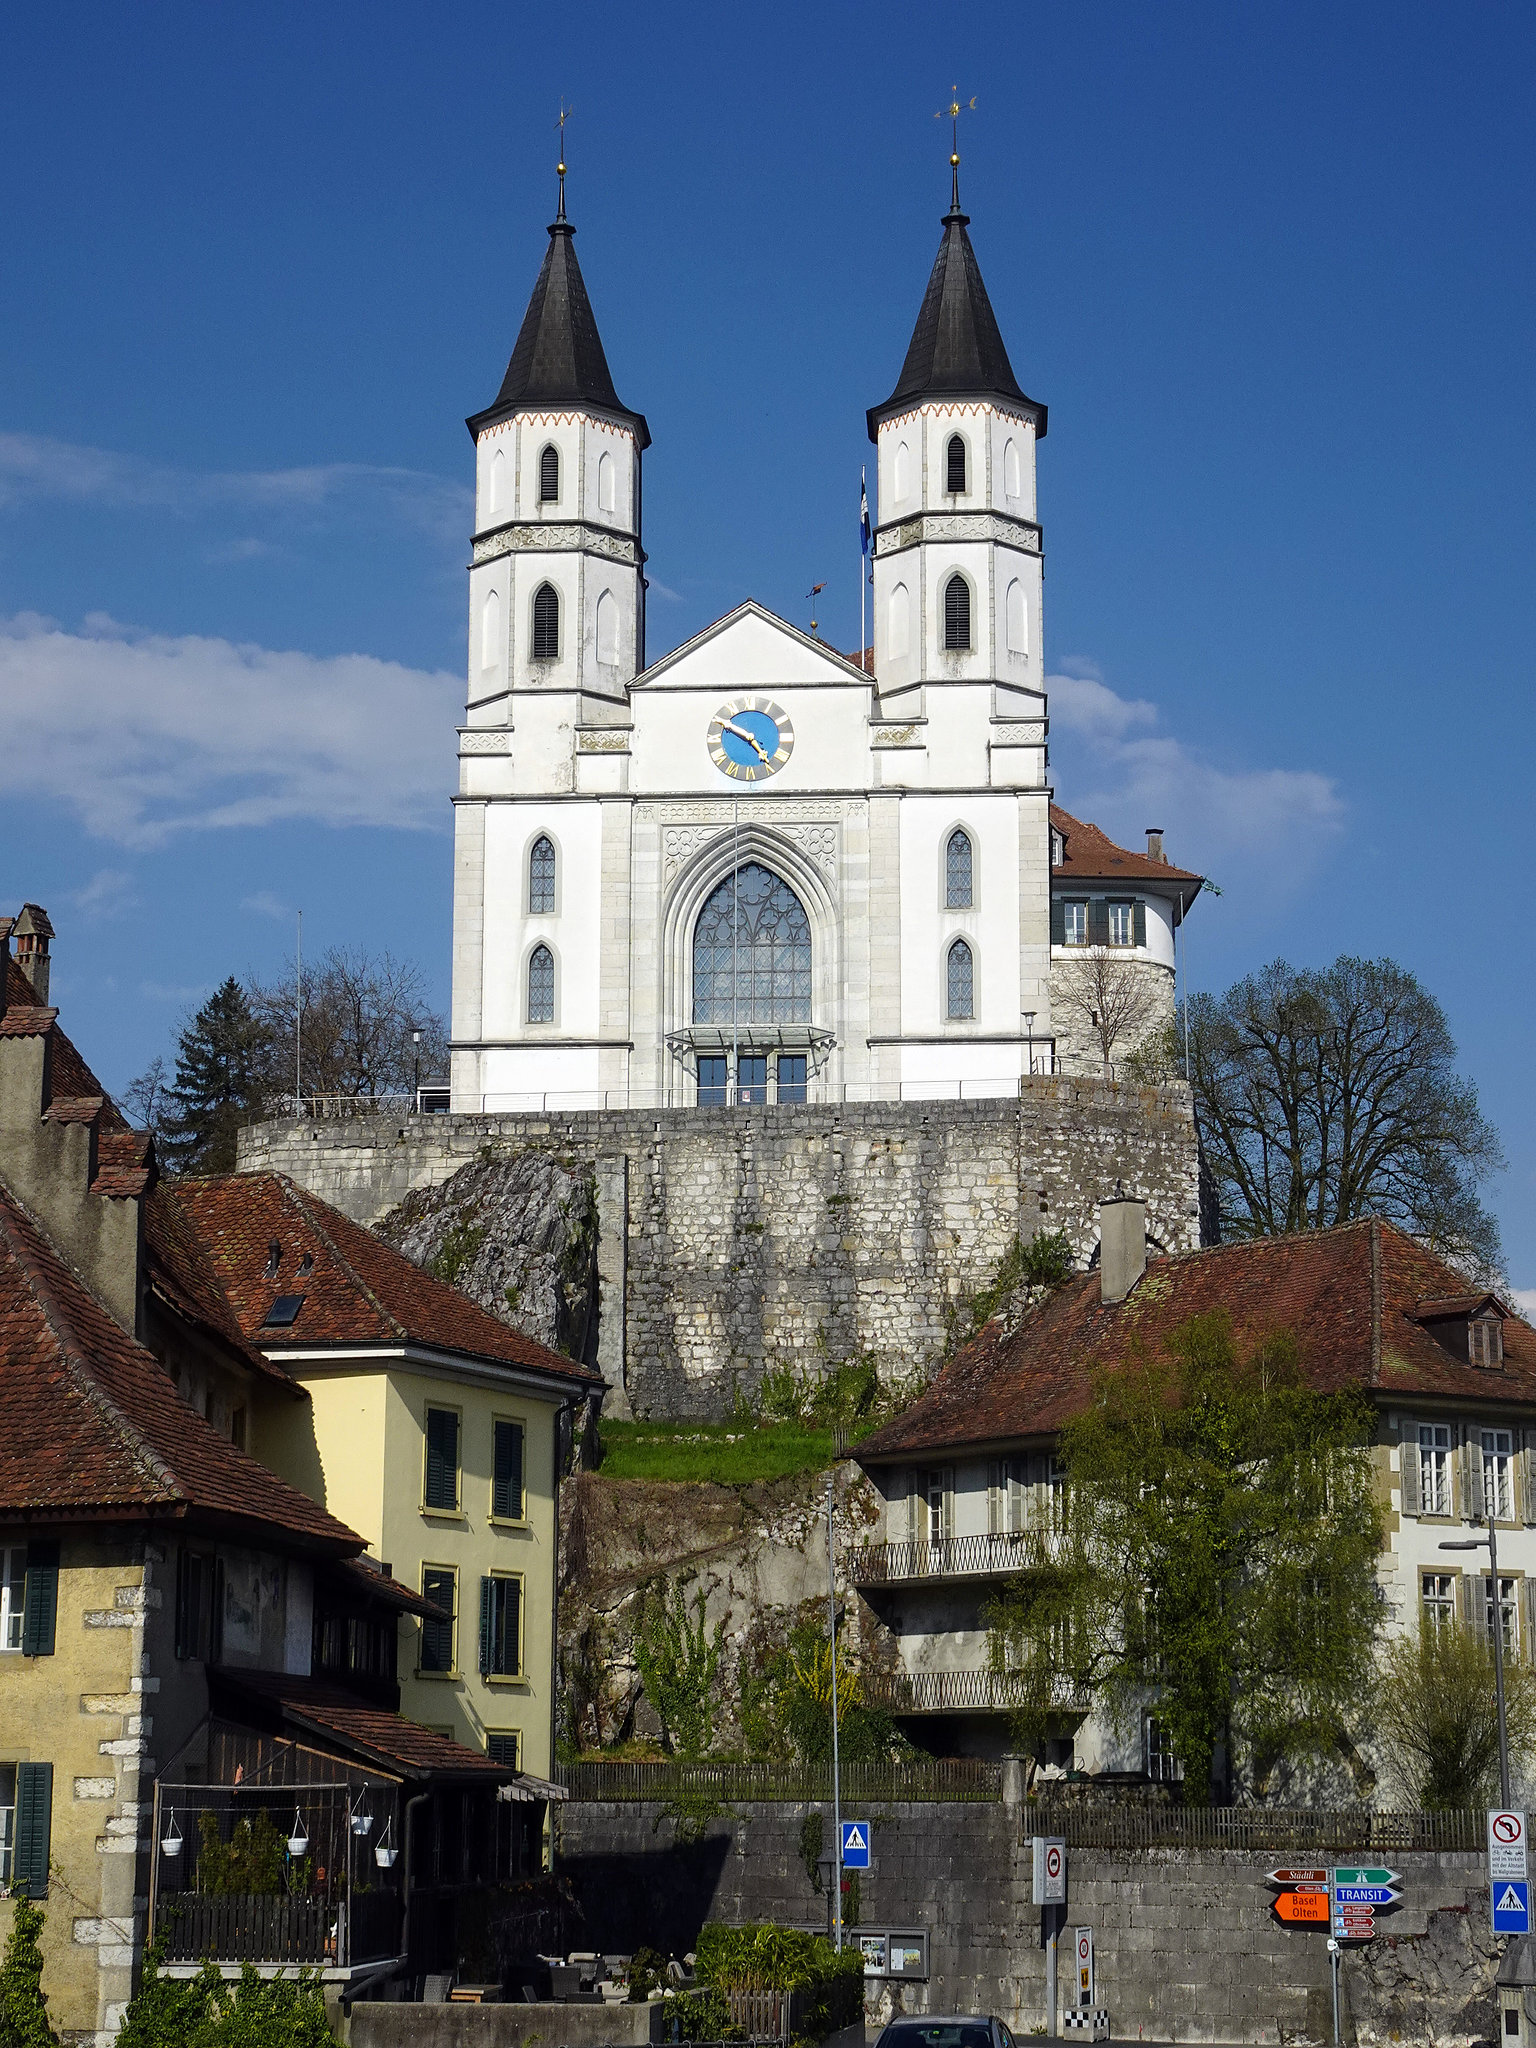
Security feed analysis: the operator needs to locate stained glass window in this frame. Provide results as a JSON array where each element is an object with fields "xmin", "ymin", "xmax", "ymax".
[
  {"xmin": 529, "ymin": 835, "xmax": 556, "ymax": 913},
  {"xmin": 946, "ymin": 938, "xmax": 974, "ymax": 1020},
  {"xmin": 945, "ymin": 829, "xmax": 973, "ymax": 908},
  {"xmin": 693, "ymin": 864, "xmax": 811, "ymax": 1024},
  {"xmin": 527, "ymin": 944, "xmax": 555, "ymax": 1023}
]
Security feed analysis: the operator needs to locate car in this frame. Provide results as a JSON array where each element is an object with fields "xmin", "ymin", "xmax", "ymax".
[{"xmin": 875, "ymin": 2017, "xmax": 1021, "ymax": 2048}]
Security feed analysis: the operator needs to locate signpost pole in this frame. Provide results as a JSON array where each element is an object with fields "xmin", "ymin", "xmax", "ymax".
[
  {"xmin": 1329, "ymin": 1938, "xmax": 1341, "ymax": 2046},
  {"xmin": 1046, "ymin": 1910, "xmax": 1058, "ymax": 2039},
  {"xmin": 1491, "ymin": 1516, "xmax": 1512, "ymax": 1808},
  {"xmin": 828, "ymin": 1471, "xmax": 843, "ymax": 1952}
]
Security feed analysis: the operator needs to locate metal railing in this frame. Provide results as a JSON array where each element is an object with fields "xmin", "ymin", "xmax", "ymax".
[
  {"xmin": 853, "ymin": 1530, "xmax": 1068, "ymax": 1586},
  {"xmin": 557, "ymin": 1757, "xmax": 1002, "ymax": 1803},
  {"xmin": 1036, "ymin": 1803, "xmax": 1485, "ymax": 1853},
  {"xmin": 860, "ymin": 1668, "xmax": 1087, "ymax": 1715}
]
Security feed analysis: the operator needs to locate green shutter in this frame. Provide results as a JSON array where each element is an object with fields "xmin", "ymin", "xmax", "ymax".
[
  {"xmin": 479, "ymin": 1578, "xmax": 494, "ymax": 1677},
  {"xmin": 13, "ymin": 1762, "xmax": 53, "ymax": 1898},
  {"xmin": 1049, "ymin": 897, "xmax": 1065, "ymax": 946},
  {"xmin": 424, "ymin": 1408, "xmax": 459, "ymax": 1511},
  {"xmin": 22, "ymin": 1540, "xmax": 59, "ymax": 1657},
  {"xmin": 493, "ymin": 1422, "xmax": 525, "ymax": 1521},
  {"xmin": 420, "ymin": 1568, "xmax": 455, "ymax": 1672},
  {"xmin": 1088, "ymin": 899, "xmax": 1110, "ymax": 946},
  {"xmin": 1133, "ymin": 900, "xmax": 1147, "ymax": 947}
]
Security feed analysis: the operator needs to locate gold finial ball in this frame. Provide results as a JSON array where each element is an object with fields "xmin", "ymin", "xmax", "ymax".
[
  {"xmin": 557, "ymin": 161, "xmax": 566, "ymax": 176},
  {"xmin": 950, "ymin": 152, "xmax": 960, "ymax": 166}
]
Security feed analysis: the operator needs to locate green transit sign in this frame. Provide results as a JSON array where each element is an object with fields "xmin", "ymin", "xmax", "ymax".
[{"xmin": 1331, "ymin": 1868, "xmax": 1400, "ymax": 1888}]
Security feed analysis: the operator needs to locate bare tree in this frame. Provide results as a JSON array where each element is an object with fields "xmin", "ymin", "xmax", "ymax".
[
  {"xmin": 1053, "ymin": 947, "xmax": 1162, "ymax": 1079},
  {"xmin": 1187, "ymin": 956, "xmax": 1504, "ymax": 1277},
  {"xmin": 120, "ymin": 1055, "xmax": 170, "ymax": 1137},
  {"xmin": 248, "ymin": 947, "xmax": 447, "ymax": 1103}
]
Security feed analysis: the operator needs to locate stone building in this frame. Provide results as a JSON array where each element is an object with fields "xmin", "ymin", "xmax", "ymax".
[
  {"xmin": 449, "ymin": 156, "xmax": 1203, "ymax": 1115},
  {"xmin": 852, "ymin": 1196, "xmax": 1536, "ymax": 1787}
]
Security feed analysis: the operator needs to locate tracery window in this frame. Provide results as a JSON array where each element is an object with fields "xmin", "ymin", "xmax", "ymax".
[
  {"xmin": 527, "ymin": 944, "xmax": 555, "ymax": 1023},
  {"xmin": 529, "ymin": 835, "xmax": 556, "ymax": 914},
  {"xmin": 945, "ymin": 828, "xmax": 973, "ymax": 908},
  {"xmin": 946, "ymin": 938, "xmax": 974, "ymax": 1020},
  {"xmin": 692, "ymin": 863, "xmax": 810, "ymax": 1024}
]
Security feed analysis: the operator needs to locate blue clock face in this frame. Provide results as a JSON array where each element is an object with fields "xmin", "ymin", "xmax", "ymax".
[{"xmin": 706, "ymin": 698, "xmax": 794, "ymax": 781}]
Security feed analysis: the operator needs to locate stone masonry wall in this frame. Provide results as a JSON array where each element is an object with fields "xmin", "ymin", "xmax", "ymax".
[
  {"xmin": 238, "ymin": 1081, "xmax": 1201, "ymax": 1420},
  {"xmin": 557, "ymin": 1800, "xmax": 1498, "ymax": 2046}
]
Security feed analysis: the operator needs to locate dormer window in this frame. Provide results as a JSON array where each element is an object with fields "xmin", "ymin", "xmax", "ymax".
[
  {"xmin": 1471, "ymin": 1315, "xmax": 1504, "ymax": 1368},
  {"xmin": 1051, "ymin": 831, "xmax": 1065, "ymax": 866}
]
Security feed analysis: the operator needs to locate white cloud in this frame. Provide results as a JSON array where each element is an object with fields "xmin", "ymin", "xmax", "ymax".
[
  {"xmin": 0, "ymin": 612, "xmax": 459, "ymax": 849},
  {"xmin": 71, "ymin": 868, "xmax": 139, "ymax": 918},
  {"xmin": 1047, "ymin": 658, "xmax": 1345, "ymax": 890},
  {"xmin": 0, "ymin": 432, "xmax": 468, "ymax": 544},
  {"xmin": 1511, "ymin": 1289, "xmax": 1536, "ymax": 1325},
  {"xmin": 241, "ymin": 891, "xmax": 292, "ymax": 920}
]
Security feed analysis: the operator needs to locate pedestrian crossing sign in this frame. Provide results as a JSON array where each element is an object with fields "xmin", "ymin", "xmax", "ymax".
[{"xmin": 840, "ymin": 1821, "xmax": 871, "ymax": 1869}]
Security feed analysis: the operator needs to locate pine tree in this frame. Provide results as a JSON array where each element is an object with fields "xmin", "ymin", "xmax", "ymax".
[
  {"xmin": 0, "ymin": 1895, "xmax": 59, "ymax": 2048},
  {"xmin": 160, "ymin": 978, "xmax": 270, "ymax": 1176}
]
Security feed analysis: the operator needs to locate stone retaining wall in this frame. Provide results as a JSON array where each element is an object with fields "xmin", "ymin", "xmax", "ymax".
[
  {"xmin": 238, "ymin": 1083, "xmax": 1201, "ymax": 1419},
  {"xmin": 556, "ymin": 1800, "xmax": 1498, "ymax": 2046}
]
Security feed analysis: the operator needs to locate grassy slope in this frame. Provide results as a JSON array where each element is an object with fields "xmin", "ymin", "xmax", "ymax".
[{"xmin": 595, "ymin": 1419, "xmax": 838, "ymax": 1484}]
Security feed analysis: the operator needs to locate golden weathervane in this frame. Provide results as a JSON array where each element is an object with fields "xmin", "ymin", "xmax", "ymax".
[{"xmin": 935, "ymin": 87, "xmax": 977, "ymax": 206}]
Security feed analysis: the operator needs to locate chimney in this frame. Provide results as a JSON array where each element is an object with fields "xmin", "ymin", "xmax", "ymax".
[
  {"xmin": 1100, "ymin": 1192, "xmax": 1147, "ymax": 1304},
  {"xmin": 1145, "ymin": 828, "xmax": 1165, "ymax": 864},
  {"xmin": 12, "ymin": 905, "xmax": 53, "ymax": 1005}
]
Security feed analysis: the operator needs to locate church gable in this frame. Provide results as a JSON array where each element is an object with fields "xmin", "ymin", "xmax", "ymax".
[{"xmin": 633, "ymin": 601, "xmax": 869, "ymax": 694}]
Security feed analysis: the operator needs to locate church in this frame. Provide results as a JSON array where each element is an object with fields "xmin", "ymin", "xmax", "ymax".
[{"xmin": 448, "ymin": 157, "xmax": 1201, "ymax": 1115}]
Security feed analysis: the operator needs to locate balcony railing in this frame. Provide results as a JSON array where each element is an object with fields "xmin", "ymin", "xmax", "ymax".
[
  {"xmin": 861, "ymin": 1667, "xmax": 1086, "ymax": 1715},
  {"xmin": 853, "ymin": 1530, "xmax": 1066, "ymax": 1586}
]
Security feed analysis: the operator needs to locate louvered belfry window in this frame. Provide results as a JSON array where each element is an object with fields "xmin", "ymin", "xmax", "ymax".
[
  {"xmin": 946, "ymin": 829, "xmax": 973, "ymax": 908},
  {"xmin": 944, "ymin": 574, "xmax": 971, "ymax": 651},
  {"xmin": 539, "ymin": 444, "xmax": 559, "ymax": 502},
  {"xmin": 532, "ymin": 583, "xmax": 560, "ymax": 660},
  {"xmin": 946, "ymin": 434, "xmax": 967, "ymax": 494}
]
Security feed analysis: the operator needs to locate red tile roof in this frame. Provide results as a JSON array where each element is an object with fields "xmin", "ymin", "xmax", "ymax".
[
  {"xmin": 0, "ymin": 1182, "xmax": 359, "ymax": 1549},
  {"xmin": 1050, "ymin": 804, "xmax": 1203, "ymax": 895},
  {"xmin": 214, "ymin": 1670, "xmax": 511, "ymax": 1779},
  {"xmin": 174, "ymin": 1172, "xmax": 601, "ymax": 1390},
  {"xmin": 856, "ymin": 1220, "xmax": 1536, "ymax": 1463}
]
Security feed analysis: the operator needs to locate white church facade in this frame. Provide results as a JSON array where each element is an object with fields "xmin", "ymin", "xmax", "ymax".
[{"xmin": 449, "ymin": 166, "xmax": 1201, "ymax": 1114}]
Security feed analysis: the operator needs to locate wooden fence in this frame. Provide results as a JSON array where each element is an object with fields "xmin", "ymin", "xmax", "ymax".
[
  {"xmin": 557, "ymin": 1758, "xmax": 1003, "ymax": 1804},
  {"xmin": 1035, "ymin": 1804, "xmax": 1485, "ymax": 1852}
]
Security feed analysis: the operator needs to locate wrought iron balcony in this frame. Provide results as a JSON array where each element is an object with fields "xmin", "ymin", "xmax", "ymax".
[{"xmin": 851, "ymin": 1529, "xmax": 1065, "ymax": 1587}]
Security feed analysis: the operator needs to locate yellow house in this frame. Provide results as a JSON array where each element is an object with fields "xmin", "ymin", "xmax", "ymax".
[{"xmin": 172, "ymin": 1172, "xmax": 600, "ymax": 1782}]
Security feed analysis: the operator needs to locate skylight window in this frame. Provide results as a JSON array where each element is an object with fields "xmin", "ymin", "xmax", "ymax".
[{"xmin": 262, "ymin": 1294, "xmax": 305, "ymax": 1329}]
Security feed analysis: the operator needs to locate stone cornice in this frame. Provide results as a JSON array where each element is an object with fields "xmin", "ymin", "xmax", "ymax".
[
  {"xmin": 874, "ymin": 510, "xmax": 1042, "ymax": 558},
  {"xmin": 470, "ymin": 519, "xmax": 641, "ymax": 567}
]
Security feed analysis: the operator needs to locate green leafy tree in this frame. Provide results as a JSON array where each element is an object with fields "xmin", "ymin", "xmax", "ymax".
[
  {"xmin": 160, "ymin": 978, "xmax": 270, "ymax": 1174},
  {"xmin": 633, "ymin": 1581, "xmax": 725, "ymax": 1758},
  {"xmin": 113, "ymin": 1950, "xmax": 218, "ymax": 2048},
  {"xmin": 0, "ymin": 1896, "xmax": 58, "ymax": 2048},
  {"xmin": 986, "ymin": 1311, "xmax": 1384, "ymax": 1800},
  {"xmin": 115, "ymin": 1955, "xmax": 331, "ymax": 2048},
  {"xmin": 1186, "ymin": 955, "xmax": 1505, "ymax": 1276},
  {"xmin": 1375, "ymin": 1621, "xmax": 1536, "ymax": 1809}
]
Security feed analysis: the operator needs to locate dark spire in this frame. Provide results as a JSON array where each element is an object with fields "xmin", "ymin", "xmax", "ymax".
[
  {"xmin": 467, "ymin": 191, "xmax": 649, "ymax": 449},
  {"xmin": 866, "ymin": 192, "xmax": 1045, "ymax": 443}
]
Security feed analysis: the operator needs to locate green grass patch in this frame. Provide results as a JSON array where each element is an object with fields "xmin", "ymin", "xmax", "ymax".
[{"xmin": 596, "ymin": 1419, "xmax": 838, "ymax": 1484}]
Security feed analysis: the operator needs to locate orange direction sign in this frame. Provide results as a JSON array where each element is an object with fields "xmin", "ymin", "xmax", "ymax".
[{"xmin": 1275, "ymin": 1891, "xmax": 1331, "ymax": 1925}]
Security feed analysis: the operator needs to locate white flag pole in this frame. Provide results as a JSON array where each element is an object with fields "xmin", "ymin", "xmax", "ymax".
[{"xmin": 859, "ymin": 469, "xmax": 867, "ymax": 672}]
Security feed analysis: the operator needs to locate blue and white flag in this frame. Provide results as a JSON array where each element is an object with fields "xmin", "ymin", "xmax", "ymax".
[{"xmin": 860, "ymin": 470, "xmax": 871, "ymax": 556}]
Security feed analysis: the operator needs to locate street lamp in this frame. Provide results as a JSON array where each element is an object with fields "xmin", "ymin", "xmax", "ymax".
[
  {"xmin": 1441, "ymin": 1517, "xmax": 1511, "ymax": 1805},
  {"xmin": 1023, "ymin": 1010, "xmax": 1036, "ymax": 1077},
  {"xmin": 411, "ymin": 1028, "xmax": 423, "ymax": 1111}
]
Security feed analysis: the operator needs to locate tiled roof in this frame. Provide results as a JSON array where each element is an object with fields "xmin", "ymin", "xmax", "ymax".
[
  {"xmin": 325, "ymin": 1556, "xmax": 447, "ymax": 1622},
  {"xmin": 856, "ymin": 1220, "xmax": 1536, "ymax": 1463},
  {"xmin": 214, "ymin": 1670, "xmax": 512, "ymax": 1780},
  {"xmin": 146, "ymin": 1182, "xmax": 293, "ymax": 1389},
  {"xmin": 173, "ymin": 1172, "xmax": 602, "ymax": 1390},
  {"xmin": 0, "ymin": 1182, "xmax": 359, "ymax": 1549},
  {"xmin": 1050, "ymin": 804, "xmax": 1203, "ymax": 893}
]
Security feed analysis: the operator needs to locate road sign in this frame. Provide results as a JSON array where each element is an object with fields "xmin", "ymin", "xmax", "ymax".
[
  {"xmin": 1333, "ymin": 1885, "xmax": 1399, "ymax": 1907},
  {"xmin": 1268, "ymin": 1868, "xmax": 1330, "ymax": 1887},
  {"xmin": 1033, "ymin": 1837, "xmax": 1067, "ymax": 1906},
  {"xmin": 1074, "ymin": 1927, "xmax": 1094, "ymax": 2006},
  {"xmin": 840, "ymin": 1821, "xmax": 871, "ymax": 1869},
  {"xmin": 1490, "ymin": 1811, "xmax": 1529, "ymax": 1882},
  {"xmin": 1334, "ymin": 1912, "xmax": 1375, "ymax": 1942},
  {"xmin": 1493, "ymin": 1881, "xmax": 1532, "ymax": 1935},
  {"xmin": 1332, "ymin": 1868, "xmax": 1400, "ymax": 1887},
  {"xmin": 1275, "ymin": 1891, "xmax": 1330, "ymax": 1924}
]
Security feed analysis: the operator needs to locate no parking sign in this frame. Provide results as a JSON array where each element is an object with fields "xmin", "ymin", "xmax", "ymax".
[{"xmin": 1074, "ymin": 1926, "xmax": 1094, "ymax": 2005}]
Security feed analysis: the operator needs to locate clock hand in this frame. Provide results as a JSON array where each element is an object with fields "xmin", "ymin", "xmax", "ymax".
[{"xmin": 722, "ymin": 719, "xmax": 772, "ymax": 765}]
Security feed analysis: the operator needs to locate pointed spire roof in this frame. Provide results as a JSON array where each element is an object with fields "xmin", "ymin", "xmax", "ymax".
[
  {"xmin": 867, "ymin": 189, "xmax": 1045, "ymax": 443},
  {"xmin": 468, "ymin": 200, "xmax": 649, "ymax": 449}
]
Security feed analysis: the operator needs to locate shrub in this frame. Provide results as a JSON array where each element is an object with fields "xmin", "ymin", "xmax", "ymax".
[
  {"xmin": 114, "ymin": 1953, "xmax": 333, "ymax": 2048},
  {"xmin": 0, "ymin": 1896, "xmax": 58, "ymax": 2048}
]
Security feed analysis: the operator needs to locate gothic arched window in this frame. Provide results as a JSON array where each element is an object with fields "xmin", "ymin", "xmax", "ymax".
[
  {"xmin": 944, "ymin": 574, "xmax": 971, "ymax": 651},
  {"xmin": 529, "ymin": 835, "xmax": 556, "ymax": 914},
  {"xmin": 527, "ymin": 944, "xmax": 555, "ymax": 1023},
  {"xmin": 539, "ymin": 444, "xmax": 560, "ymax": 503},
  {"xmin": 532, "ymin": 583, "xmax": 560, "ymax": 660},
  {"xmin": 946, "ymin": 434, "xmax": 967, "ymax": 494},
  {"xmin": 946, "ymin": 938, "xmax": 974, "ymax": 1020},
  {"xmin": 693, "ymin": 863, "xmax": 811, "ymax": 1025},
  {"xmin": 945, "ymin": 829, "xmax": 973, "ymax": 909},
  {"xmin": 597, "ymin": 450, "xmax": 616, "ymax": 513}
]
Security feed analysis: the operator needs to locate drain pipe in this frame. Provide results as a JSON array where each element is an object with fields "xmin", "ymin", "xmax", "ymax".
[{"xmin": 399, "ymin": 1792, "xmax": 432, "ymax": 1979}]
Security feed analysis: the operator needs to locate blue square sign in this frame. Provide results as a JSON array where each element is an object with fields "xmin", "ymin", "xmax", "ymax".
[
  {"xmin": 840, "ymin": 1821, "xmax": 871, "ymax": 1869},
  {"xmin": 1493, "ymin": 1881, "xmax": 1531, "ymax": 1935}
]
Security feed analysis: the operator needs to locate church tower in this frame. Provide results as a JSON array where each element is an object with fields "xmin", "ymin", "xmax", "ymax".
[
  {"xmin": 867, "ymin": 163, "xmax": 1046, "ymax": 727},
  {"xmin": 463, "ymin": 168, "xmax": 649, "ymax": 732}
]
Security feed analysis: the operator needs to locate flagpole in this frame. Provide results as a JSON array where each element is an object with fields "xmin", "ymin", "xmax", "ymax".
[{"xmin": 859, "ymin": 470, "xmax": 866, "ymax": 670}]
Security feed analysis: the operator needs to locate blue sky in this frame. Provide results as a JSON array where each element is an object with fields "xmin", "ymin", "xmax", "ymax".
[{"xmin": 1, "ymin": 4, "xmax": 1532, "ymax": 1280}]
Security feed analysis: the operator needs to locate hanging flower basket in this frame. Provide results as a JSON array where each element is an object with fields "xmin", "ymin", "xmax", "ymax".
[
  {"xmin": 160, "ymin": 1809, "xmax": 183, "ymax": 1859},
  {"xmin": 374, "ymin": 1815, "xmax": 397, "ymax": 1869},
  {"xmin": 287, "ymin": 1806, "xmax": 309, "ymax": 1858}
]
